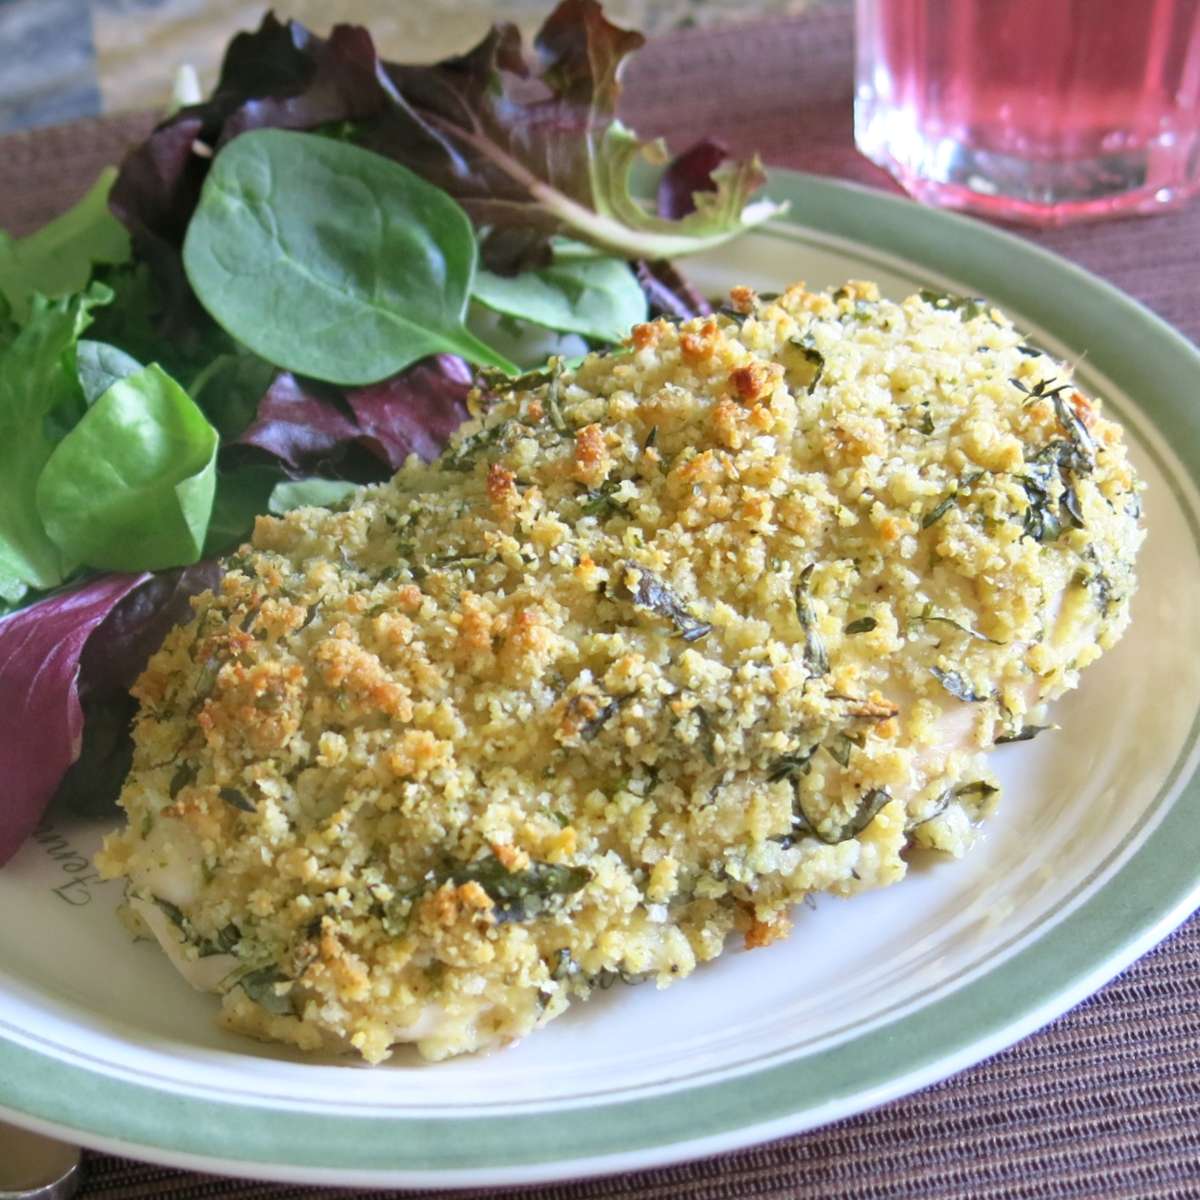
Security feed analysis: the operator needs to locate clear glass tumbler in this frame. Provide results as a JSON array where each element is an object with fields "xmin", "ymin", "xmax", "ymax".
[{"xmin": 854, "ymin": 0, "xmax": 1200, "ymax": 226}]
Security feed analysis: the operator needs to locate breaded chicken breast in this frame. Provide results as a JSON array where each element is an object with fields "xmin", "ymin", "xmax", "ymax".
[{"xmin": 97, "ymin": 282, "xmax": 1143, "ymax": 1061}]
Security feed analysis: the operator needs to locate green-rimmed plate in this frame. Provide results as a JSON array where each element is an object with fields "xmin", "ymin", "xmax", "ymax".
[{"xmin": 2, "ymin": 169, "xmax": 1199, "ymax": 1189}]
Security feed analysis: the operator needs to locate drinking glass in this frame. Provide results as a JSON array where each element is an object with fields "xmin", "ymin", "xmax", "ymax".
[{"xmin": 854, "ymin": 0, "xmax": 1200, "ymax": 225}]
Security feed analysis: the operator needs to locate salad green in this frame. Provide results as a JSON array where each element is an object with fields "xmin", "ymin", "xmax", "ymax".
[
  {"xmin": 0, "ymin": 0, "xmax": 783, "ymax": 866},
  {"xmin": 37, "ymin": 364, "xmax": 219, "ymax": 573},
  {"xmin": 183, "ymin": 129, "xmax": 520, "ymax": 383}
]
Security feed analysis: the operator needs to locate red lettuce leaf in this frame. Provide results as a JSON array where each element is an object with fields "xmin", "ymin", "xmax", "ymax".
[
  {"xmin": 53, "ymin": 563, "xmax": 221, "ymax": 820},
  {"xmin": 0, "ymin": 574, "xmax": 146, "ymax": 864},
  {"xmin": 634, "ymin": 259, "xmax": 712, "ymax": 322},
  {"xmin": 237, "ymin": 372, "xmax": 361, "ymax": 470},
  {"xmin": 0, "ymin": 565, "xmax": 221, "ymax": 863},
  {"xmin": 237, "ymin": 356, "xmax": 473, "ymax": 474},
  {"xmin": 657, "ymin": 138, "xmax": 730, "ymax": 220},
  {"xmin": 345, "ymin": 355, "xmax": 472, "ymax": 470}
]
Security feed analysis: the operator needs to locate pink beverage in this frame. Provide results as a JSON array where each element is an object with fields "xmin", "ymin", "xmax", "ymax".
[{"xmin": 855, "ymin": 0, "xmax": 1200, "ymax": 225}]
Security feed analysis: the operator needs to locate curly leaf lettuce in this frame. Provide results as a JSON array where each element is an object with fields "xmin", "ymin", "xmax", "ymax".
[{"xmin": 0, "ymin": 285, "xmax": 111, "ymax": 604}]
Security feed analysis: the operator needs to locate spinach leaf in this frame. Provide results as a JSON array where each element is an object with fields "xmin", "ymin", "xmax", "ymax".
[
  {"xmin": 0, "ymin": 286, "xmax": 111, "ymax": 601},
  {"xmin": 472, "ymin": 257, "xmax": 648, "ymax": 343},
  {"xmin": 36, "ymin": 364, "xmax": 219, "ymax": 572},
  {"xmin": 269, "ymin": 478, "xmax": 359, "ymax": 514},
  {"xmin": 75, "ymin": 340, "xmax": 142, "ymax": 406},
  {"xmin": 182, "ymin": 129, "xmax": 518, "ymax": 385},
  {"xmin": 0, "ymin": 169, "xmax": 130, "ymax": 323}
]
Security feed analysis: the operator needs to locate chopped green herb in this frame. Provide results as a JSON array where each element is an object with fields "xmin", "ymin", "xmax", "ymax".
[
  {"xmin": 442, "ymin": 418, "xmax": 515, "ymax": 472},
  {"xmin": 581, "ymin": 693, "xmax": 632, "ymax": 741},
  {"xmin": 580, "ymin": 478, "xmax": 629, "ymax": 519},
  {"xmin": 169, "ymin": 762, "xmax": 196, "ymax": 798},
  {"xmin": 788, "ymin": 336, "xmax": 824, "ymax": 394},
  {"xmin": 955, "ymin": 780, "xmax": 999, "ymax": 799},
  {"xmin": 153, "ymin": 896, "xmax": 185, "ymax": 928},
  {"xmin": 695, "ymin": 707, "xmax": 717, "ymax": 766},
  {"xmin": 931, "ymin": 667, "xmax": 988, "ymax": 703},
  {"xmin": 918, "ymin": 289, "xmax": 989, "ymax": 321},
  {"xmin": 1051, "ymin": 392, "xmax": 1095, "ymax": 462},
  {"xmin": 911, "ymin": 606, "xmax": 1005, "ymax": 645},
  {"xmin": 844, "ymin": 616, "xmax": 877, "ymax": 635},
  {"xmin": 794, "ymin": 563, "xmax": 828, "ymax": 675},
  {"xmin": 451, "ymin": 853, "xmax": 592, "ymax": 923},
  {"xmin": 1061, "ymin": 483, "xmax": 1085, "ymax": 528},
  {"xmin": 922, "ymin": 492, "xmax": 957, "ymax": 529},
  {"xmin": 236, "ymin": 964, "xmax": 294, "ymax": 1014},
  {"xmin": 826, "ymin": 732, "xmax": 854, "ymax": 768},
  {"xmin": 620, "ymin": 563, "xmax": 711, "ymax": 643},
  {"xmin": 1011, "ymin": 375, "xmax": 1071, "ymax": 404},
  {"xmin": 996, "ymin": 724, "xmax": 1052, "ymax": 744},
  {"xmin": 793, "ymin": 786, "xmax": 892, "ymax": 845},
  {"xmin": 767, "ymin": 744, "xmax": 818, "ymax": 783},
  {"xmin": 219, "ymin": 786, "xmax": 256, "ymax": 813}
]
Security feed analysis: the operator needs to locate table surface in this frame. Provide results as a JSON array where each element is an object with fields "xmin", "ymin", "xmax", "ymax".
[{"xmin": 3, "ymin": 7, "xmax": 1200, "ymax": 1199}]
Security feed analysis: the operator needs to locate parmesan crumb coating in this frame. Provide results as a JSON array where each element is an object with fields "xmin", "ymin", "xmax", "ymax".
[{"xmin": 96, "ymin": 282, "xmax": 1144, "ymax": 1062}]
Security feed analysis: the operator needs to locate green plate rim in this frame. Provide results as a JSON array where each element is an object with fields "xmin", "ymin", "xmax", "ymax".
[{"xmin": 3, "ymin": 167, "xmax": 1200, "ymax": 1187}]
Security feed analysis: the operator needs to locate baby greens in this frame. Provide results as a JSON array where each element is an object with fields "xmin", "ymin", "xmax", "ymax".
[
  {"xmin": 0, "ymin": 169, "xmax": 129, "ymax": 323},
  {"xmin": 0, "ymin": 286, "xmax": 110, "ymax": 602},
  {"xmin": 76, "ymin": 340, "xmax": 142, "ymax": 406},
  {"xmin": 473, "ymin": 256, "xmax": 648, "ymax": 343},
  {"xmin": 0, "ymin": 0, "xmax": 784, "ymax": 864},
  {"xmin": 37, "ymin": 364, "xmax": 219, "ymax": 572},
  {"xmin": 183, "ymin": 129, "xmax": 518, "ymax": 385}
]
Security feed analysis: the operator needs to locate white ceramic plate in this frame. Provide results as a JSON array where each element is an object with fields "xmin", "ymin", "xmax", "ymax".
[{"xmin": 3, "ymin": 170, "xmax": 1200, "ymax": 1188}]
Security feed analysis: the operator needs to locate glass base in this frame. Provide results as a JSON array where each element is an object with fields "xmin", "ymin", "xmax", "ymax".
[{"xmin": 855, "ymin": 98, "xmax": 1200, "ymax": 227}]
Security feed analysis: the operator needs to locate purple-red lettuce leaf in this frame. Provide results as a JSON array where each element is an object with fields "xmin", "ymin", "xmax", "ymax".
[
  {"xmin": 53, "ymin": 563, "xmax": 221, "ymax": 820},
  {"xmin": 345, "ymin": 355, "xmax": 473, "ymax": 469},
  {"xmin": 0, "ymin": 564, "xmax": 223, "ymax": 865},
  {"xmin": 633, "ymin": 259, "xmax": 712, "ymax": 322},
  {"xmin": 0, "ymin": 573, "xmax": 146, "ymax": 863},
  {"xmin": 376, "ymin": 0, "xmax": 786, "ymax": 268},
  {"xmin": 656, "ymin": 138, "xmax": 730, "ymax": 220},
  {"xmin": 236, "ymin": 371, "xmax": 362, "ymax": 471},
  {"xmin": 236, "ymin": 355, "xmax": 473, "ymax": 475}
]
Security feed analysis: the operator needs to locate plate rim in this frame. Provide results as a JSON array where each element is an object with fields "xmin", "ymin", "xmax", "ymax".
[{"xmin": 3, "ymin": 166, "xmax": 1200, "ymax": 1187}]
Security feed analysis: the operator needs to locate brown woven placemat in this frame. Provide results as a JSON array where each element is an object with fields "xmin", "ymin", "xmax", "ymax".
[{"xmin": 3, "ymin": 7, "xmax": 1200, "ymax": 1197}]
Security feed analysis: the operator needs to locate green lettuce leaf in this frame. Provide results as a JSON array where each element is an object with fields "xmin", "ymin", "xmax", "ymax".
[
  {"xmin": 0, "ymin": 170, "xmax": 130, "ymax": 323},
  {"xmin": 36, "ymin": 363, "xmax": 219, "ymax": 572},
  {"xmin": 268, "ymin": 478, "xmax": 359, "ymax": 514},
  {"xmin": 0, "ymin": 285, "xmax": 111, "ymax": 601}
]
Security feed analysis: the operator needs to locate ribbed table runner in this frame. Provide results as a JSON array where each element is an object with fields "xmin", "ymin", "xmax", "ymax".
[{"xmin": 3, "ymin": 6, "xmax": 1199, "ymax": 1197}]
